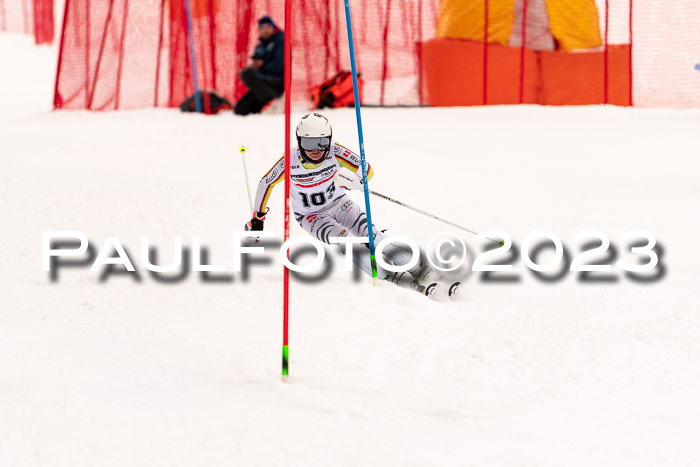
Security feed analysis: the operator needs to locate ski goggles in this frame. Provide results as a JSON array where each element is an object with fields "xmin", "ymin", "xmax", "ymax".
[{"xmin": 300, "ymin": 136, "xmax": 331, "ymax": 152}]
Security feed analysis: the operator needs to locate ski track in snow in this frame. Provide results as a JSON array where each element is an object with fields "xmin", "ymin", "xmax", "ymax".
[{"xmin": 2, "ymin": 33, "xmax": 700, "ymax": 467}]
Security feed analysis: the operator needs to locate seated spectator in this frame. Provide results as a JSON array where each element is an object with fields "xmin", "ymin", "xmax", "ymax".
[{"xmin": 234, "ymin": 16, "xmax": 285, "ymax": 115}]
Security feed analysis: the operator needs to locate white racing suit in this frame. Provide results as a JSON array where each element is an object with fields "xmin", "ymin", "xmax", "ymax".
[{"xmin": 252, "ymin": 141, "xmax": 424, "ymax": 282}]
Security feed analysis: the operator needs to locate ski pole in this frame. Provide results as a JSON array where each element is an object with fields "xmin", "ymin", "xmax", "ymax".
[
  {"xmin": 369, "ymin": 189, "xmax": 503, "ymax": 246},
  {"xmin": 239, "ymin": 146, "xmax": 254, "ymax": 213}
]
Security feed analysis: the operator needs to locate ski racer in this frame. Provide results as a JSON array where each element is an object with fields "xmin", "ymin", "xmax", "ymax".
[{"xmin": 244, "ymin": 113, "xmax": 458, "ymax": 298}]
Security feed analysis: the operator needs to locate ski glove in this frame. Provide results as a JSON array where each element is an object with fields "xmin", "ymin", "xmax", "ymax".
[
  {"xmin": 334, "ymin": 167, "xmax": 363, "ymax": 191},
  {"xmin": 245, "ymin": 209, "xmax": 268, "ymax": 231}
]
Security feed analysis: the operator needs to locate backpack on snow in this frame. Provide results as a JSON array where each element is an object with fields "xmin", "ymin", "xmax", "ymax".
[
  {"xmin": 179, "ymin": 91, "xmax": 233, "ymax": 114},
  {"xmin": 309, "ymin": 71, "xmax": 363, "ymax": 109}
]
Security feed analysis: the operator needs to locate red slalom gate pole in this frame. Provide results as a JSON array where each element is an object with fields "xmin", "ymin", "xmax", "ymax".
[{"xmin": 282, "ymin": 0, "xmax": 292, "ymax": 382}]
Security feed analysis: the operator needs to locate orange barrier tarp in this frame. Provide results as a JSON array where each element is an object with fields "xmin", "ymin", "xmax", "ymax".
[
  {"xmin": 421, "ymin": 38, "xmax": 538, "ymax": 105},
  {"xmin": 421, "ymin": 38, "xmax": 630, "ymax": 106},
  {"xmin": 540, "ymin": 45, "xmax": 631, "ymax": 105}
]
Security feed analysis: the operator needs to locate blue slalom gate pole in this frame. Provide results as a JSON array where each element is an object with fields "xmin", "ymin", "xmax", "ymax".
[
  {"xmin": 183, "ymin": 0, "xmax": 202, "ymax": 113},
  {"xmin": 344, "ymin": 0, "xmax": 378, "ymax": 282}
]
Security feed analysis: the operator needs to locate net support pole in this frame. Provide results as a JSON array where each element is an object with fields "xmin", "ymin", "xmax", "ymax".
[
  {"xmin": 153, "ymin": 0, "xmax": 165, "ymax": 107},
  {"xmin": 629, "ymin": 0, "xmax": 633, "ymax": 106},
  {"xmin": 84, "ymin": 1, "xmax": 90, "ymax": 107},
  {"xmin": 417, "ymin": 0, "xmax": 424, "ymax": 105},
  {"xmin": 114, "ymin": 0, "xmax": 129, "ymax": 110},
  {"xmin": 379, "ymin": 0, "xmax": 391, "ymax": 106},
  {"xmin": 604, "ymin": 0, "xmax": 609, "ymax": 104},
  {"xmin": 87, "ymin": 0, "xmax": 115, "ymax": 110},
  {"xmin": 344, "ymin": 0, "xmax": 378, "ymax": 283},
  {"xmin": 282, "ymin": 0, "xmax": 292, "ymax": 382},
  {"xmin": 154, "ymin": 0, "xmax": 166, "ymax": 106},
  {"xmin": 184, "ymin": 0, "xmax": 202, "ymax": 112},
  {"xmin": 207, "ymin": 0, "xmax": 217, "ymax": 91},
  {"xmin": 53, "ymin": 0, "xmax": 70, "ymax": 109},
  {"xmin": 483, "ymin": 0, "xmax": 489, "ymax": 105},
  {"xmin": 519, "ymin": 0, "xmax": 528, "ymax": 104}
]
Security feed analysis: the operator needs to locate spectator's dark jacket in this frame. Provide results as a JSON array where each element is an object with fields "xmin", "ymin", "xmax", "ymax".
[{"xmin": 252, "ymin": 31, "xmax": 285, "ymax": 79}]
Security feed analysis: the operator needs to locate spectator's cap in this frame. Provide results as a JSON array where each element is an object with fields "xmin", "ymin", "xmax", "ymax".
[{"xmin": 258, "ymin": 16, "xmax": 276, "ymax": 29}]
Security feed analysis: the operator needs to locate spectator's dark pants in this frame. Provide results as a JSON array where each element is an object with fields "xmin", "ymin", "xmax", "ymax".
[{"xmin": 234, "ymin": 67, "xmax": 284, "ymax": 115}]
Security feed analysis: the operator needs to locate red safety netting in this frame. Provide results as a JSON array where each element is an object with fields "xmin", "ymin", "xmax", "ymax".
[
  {"xmin": 53, "ymin": 0, "xmax": 700, "ymax": 110},
  {"xmin": 0, "ymin": 0, "xmax": 54, "ymax": 44},
  {"xmin": 54, "ymin": 0, "xmax": 437, "ymax": 110}
]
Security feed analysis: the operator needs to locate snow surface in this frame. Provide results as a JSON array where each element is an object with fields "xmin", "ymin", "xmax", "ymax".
[{"xmin": 2, "ymin": 32, "xmax": 700, "ymax": 467}]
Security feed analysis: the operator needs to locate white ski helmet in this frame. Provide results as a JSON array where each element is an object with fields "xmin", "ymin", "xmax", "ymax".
[{"xmin": 296, "ymin": 113, "xmax": 332, "ymax": 163}]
